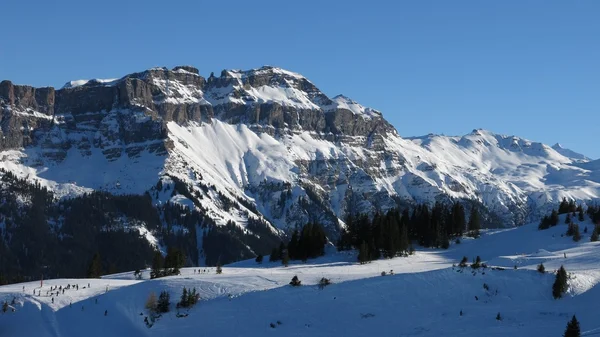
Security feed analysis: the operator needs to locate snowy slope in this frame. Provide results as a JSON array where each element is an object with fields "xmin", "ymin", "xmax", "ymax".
[
  {"xmin": 552, "ymin": 143, "xmax": 591, "ymax": 162},
  {"xmin": 2, "ymin": 213, "xmax": 600, "ymax": 336}
]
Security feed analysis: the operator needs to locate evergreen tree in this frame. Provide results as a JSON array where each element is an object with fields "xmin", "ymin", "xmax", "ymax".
[
  {"xmin": 496, "ymin": 312, "xmax": 502, "ymax": 321},
  {"xmin": 451, "ymin": 202, "xmax": 466, "ymax": 237},
  {"xmin": 539, "ymin": 216, "xmax": 551, "ymax": 230},
  {"xmin": 468, "ymin": 208, "xmax": 481, "ymax": 238},
  {"xmin": 559, "ymin": 198, "xmax": 570, "ymax": 214},
  {"xmin": 164, "ymin": 247, "xmax": 185, "ymax": 276},
  {"xmin": 289, "ymin": 275, "xmax": 301, "ymax": 286},
  {"xmin": 550, "ymin": 209, "xmax": 560, "ymax": 226},
  {"xmin": 157, "ymin": 290, "xmax": 170, "ymax": 313},
  {"xmin": 255, "ymin": 254, "xmax": 263, "ymax": 264},
  {"xmin": 578, "ymin": 207, "xmax": 585, "ymax": 222},
  {"xmin": 471, "ymin": 256, "xmax": 482, "ymax": 269},
  {"xmin": 565, "ymin": 213, "xmax": 572, "ymax": 224},
  {"xmin": 179, "ymin": 287, "xmax": 189, "ymax": 308},
  {"xmin": 459, "ymin": 256, "xmax": 468, "ymax": 267},
  {"xmin": 591, "ymin": 226, "xmax": 599, "ymax": 242},
  {"xmin": 150, "ymin": 252, "xmax": 164, "ymax": 279},
  {"xmin": 269, "ymin": 247, "xmax": 280, "ymax": 262},
  {"xmin": 281, "ymin": 250, "xmax": 289, "ymax": 267},
  {"xmin": 86, "ymin": 253, "xmax": 103, "ymax": 278},
  {"xmin": 2, "ymin": 301, "xmax": 7, "ymax": 313},
  {"xmin": 573, "ymin": 226, "xmax": 582, "ymax": 242},
  {"xmin": 553, "ymin": 265, "xmax": 568, "ymax": 299},
  {"xmin": 537, "ymin": 263, "xmax": 545, "ymax": 273},
  {"xmin": 563, "ymin": 315, "xmax": 581, "ymax": 337},
  {"xmin": 216, "ymin": 262, "xmax": 222, "ymax": 274},
  {"xmin": 358, "ymin": 241, "xmax": 370, "ymax": 264}
]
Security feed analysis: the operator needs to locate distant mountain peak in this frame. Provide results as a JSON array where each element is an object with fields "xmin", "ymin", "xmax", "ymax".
[{"xmin": 551, "ymin": 143, "xmax": 590, "ymax": 162}]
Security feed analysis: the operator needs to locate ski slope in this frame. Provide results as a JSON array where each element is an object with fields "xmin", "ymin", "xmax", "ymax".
[{"xmin": 1, "ymin": 214, "xmax": 600, "ymax": 336}]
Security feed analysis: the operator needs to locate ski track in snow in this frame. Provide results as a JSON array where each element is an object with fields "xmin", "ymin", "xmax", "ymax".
[{"xmin": 1, "ymin": 214, "xmax": 600, "ymax": 336}]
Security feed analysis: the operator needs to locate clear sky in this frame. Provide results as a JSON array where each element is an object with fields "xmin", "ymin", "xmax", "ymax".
[{"xmin": 2, "ymin": 0, "xmax": 599, "ymax": 158}]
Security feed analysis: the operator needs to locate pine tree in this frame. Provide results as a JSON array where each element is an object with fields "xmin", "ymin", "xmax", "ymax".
[
  {"xmin": 156, "ymin": 291, "xmax": 170, "ymax": 313},
  {"xmin": 496, "ymin": 312, "xmax": 502, "ymax": 321},
  {"xmin": 591, "ymin": 226, "xmax": 599, "ymax": 242},
  {"xmin": 565, "ymin": 213, "xmax": 572, "ymax": 224},
  {"xmin": 559, "ymin": 198, "xmax": 570, "ymax": 214},
  {"xmin": 573, "ymin": 225, "xmax": 582, "ymax": 242},
  {"xmin": 358, "ymin": 241, "xmax": 370, "ymax": 264},
  {"xmin": 459, "ymin": 256, "xmax": 468, "ymax": 267},
  {"xmin": 2, "ymin": 301, "xmax": 7, "ymax": 313},
  {"xmin": 550, "ymin": 209, "xmax": 560, "ymax": 226},
  {"xmin": 269, "ymin": 247, "xmax": 280, "ymax": 262},
  {"xmin": 468, "ymin": 208, "xmax": 481, "ymax": 238},
  {"xmin": 471, "ymin": 256, "xmax": 482, "ymax": 269},
  {"xmin": 255, "ymin": 254, "xmax": 263, "ymax": 264},
  {"xmin": 86, "ymin": 253, "xmax": 103, "ymax": 278},
  {"xmin": 563, "ymin": 315, "xmax": 581, "ymax": 337},
  {"xmin": 289, "ymin": 275, "xmax": 301, "ymax": 286},
  {"xmin": 578, "ymin": 207, "xmax": 585, "ymax": 222},
  {"xmin": 178, "ymin": 287, "xmax": 189, "ymax": 308},
  {"xmin": 281, "ymin": 250, "xmax": 289, "ymax": 267},
  {"xmin": 164, "ymin": 247, "xmax": 185, "ymax": 276},
  {"xmin": 537, "ymin": 263, "xmax": 545, "ymax": 273},
  {"xmin": 216, "ymin": 263, "xmax": 223, "ymax": 274},
  {"xmin": 151, "ymin": 252, "xmax": 164, "ymax": 279},
  {"xmin": 553, "ymin": 265, "xmax": 568, "ymax": 299}
]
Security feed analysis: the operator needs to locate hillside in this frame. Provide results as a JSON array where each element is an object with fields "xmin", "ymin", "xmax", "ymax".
[
  {"xmin": 1, "ymin": 213, "xmax": 599, "ymax": 336},
  {"xmin": 1, "ymin": 65, "xmax": 600, "ymax": 281}
]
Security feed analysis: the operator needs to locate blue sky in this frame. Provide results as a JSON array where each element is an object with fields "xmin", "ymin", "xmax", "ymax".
[{"xmin": 2, "ymin": 0, "xmax": 599, "ymax": 158}]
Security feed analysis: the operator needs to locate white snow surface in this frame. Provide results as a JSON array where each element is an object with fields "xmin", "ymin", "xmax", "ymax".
[
  {"xmin": 325, "ymin": 94, "xmax": 382, "ymax": 119},
  {"xmin": 62, "ymin": 78, "xmax": 119, "ymax": 89},
  {"xmin": 552, "ymin": 143, "xmax": 590, "ymax": 162},
  {"xmin": 2, "ymin": 214, "xmax": 600, "ymax": 336}
]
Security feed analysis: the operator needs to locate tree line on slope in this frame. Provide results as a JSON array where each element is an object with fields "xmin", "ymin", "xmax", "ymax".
[
  {"xmin": 337, "ymin": 202, "xmax": 481, "ymax": 263},
  {"xmin": 0, "ymin": 170, "xmax": 281, "ymax": 285}
]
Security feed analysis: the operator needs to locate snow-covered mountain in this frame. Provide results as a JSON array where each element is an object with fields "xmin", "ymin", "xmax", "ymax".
[{"xmin": 0, "ymin": 65, "xmax": 599, "ymax": 268}]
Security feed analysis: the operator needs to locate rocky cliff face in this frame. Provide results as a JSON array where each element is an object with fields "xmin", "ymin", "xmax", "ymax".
[{"xmin": 0, "ymin": 65, "xmax": 599, "ymax": 264}]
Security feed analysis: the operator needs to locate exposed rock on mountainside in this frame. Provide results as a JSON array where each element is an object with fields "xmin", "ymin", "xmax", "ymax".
[{"xmin": 0, "ymin": 65, "xmax": 598, "ymax": 280}]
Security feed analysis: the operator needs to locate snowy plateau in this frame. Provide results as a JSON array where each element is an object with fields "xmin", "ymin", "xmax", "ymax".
[{"xmin": 1, "ymin": 214, "xmax": 600, "ymax": 336}]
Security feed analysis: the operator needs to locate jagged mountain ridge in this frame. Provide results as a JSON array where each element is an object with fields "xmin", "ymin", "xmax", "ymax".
[{"xmin": 0, "ymin": 65, "xmax": 599, "ymax": 261}]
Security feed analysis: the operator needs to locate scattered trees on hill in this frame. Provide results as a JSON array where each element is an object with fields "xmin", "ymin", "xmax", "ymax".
[
  {"xmin": 563, "ymin": 315, "xmax": 581, "ymax": 337},
  {"xmin": 586, "ymin": 205, "xmax": 600, "ymax": 224},
  {"xmin": 558, "ymin": 198, "xmax": 577, "ymax": 214},
  {"xmin": 539, "ymin": 210, "xmax": 560, "ymax": 230},
  {"xmin": 565, "ymin": 223, "xmax": 582, "ymax": 242},
  {"xmin": 150, "ymin": 248, "xmax": 186, "ymax": 279},
  {"xmin": 177, "ymin": 287, "xmax": 199, "ymax": 309},
  {"xmin": 157, "ymin": 291, "xmax": 170, "ymax": 313},
  {"xmin": 553, "ymin": 265, "xmax": 568, "ymax": 299}
]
